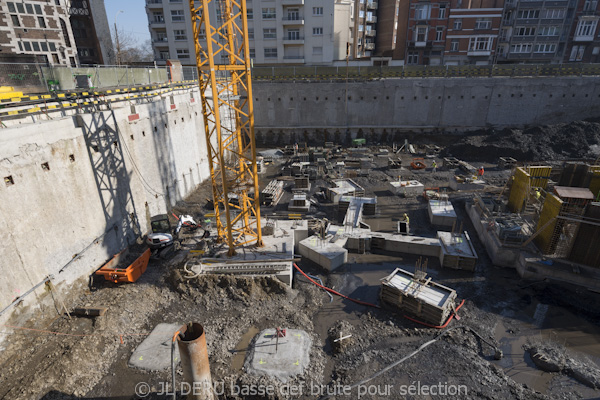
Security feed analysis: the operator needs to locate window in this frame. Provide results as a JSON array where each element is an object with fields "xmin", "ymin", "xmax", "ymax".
[
  {"xmin": 475, "ymin": 18, "xmax": 491, "ymax": 29},
  {"xmin": 576, "ymin": 20, "xmax": 598, "ymax": 37},
  {"xmin": 198, "ymin": 28, "xmax": 205, "ymax": 39},
  {"xmin": 517, "ymin": 10, "xmax": 540, "ymax": 19},
  {"xmin": 169, "ymin": 0, "xmax": 182, "ymax": 2},
  {"xmin": 37, "ymin": 17, "xmax": 46, "ymax": 28},
  {"xmin": 247, "ymin": 9, "xmax": 253, "ymax": 19},
  {"xmin": 542, "ymin": 9, "xmax": 565, "ymax": 19},
  {"xmin": 176, "ymin": 49, "xmax": 189, "ymax": 59},
  {"xmin": 313, "ymin": 27, "xmax": 323, "ymax": 35},
  {"xmin": 534, "ymin": 43, "xmax": 556, "ymax": 53},
  {"xmin": 263, "ymin": 28, "xmax": 276, "ymax": 39},
  {"xmin": 359, "ymin": 10, "xmax": 365, "ymax": 18},
  {"xmin": 32, "ymin": 42, "xmax": 40, "ymax": 51},
  {"xmin": 469, "ymin": 36, "xmax": 493, "ymax": 51},
  {"xmin": 249, "ymin": 48, "xmax": 255, "ymax": 58},
  {"xmin": 60, "ymin": 18, "xmax": 71, "ymax": 47},
  {"xmin": 313, "ymin": 46, "xmax": 323, "ymax": 55},
  {"xmin": 174, "ymin": 29, "xmax": 187, "ymax": 40},
  {"xmin": 358, "ymin": 24, "xmax": 364, "ymax": 32},
  {"xmin": 16, "ymin": 3, "xmax": 24, "ymax": 13},
  {"xmin": 514, "ymin": 26, "xmax": 536, "ymax": 36},
  {"xmin": 436, "ymin": 26, "xmax": 444, "ymax": 41},
  {"xmin": 7, "ymin": 2, "xmax": 15, "ymax": 12},
  {"xmin": 171, "ymin": 10, "xmax": 185, "ymax": 22},
  {"xmin": 584, "ymin": 0, "xmax": 598, "ymax": 11},
  {"xmin": 11, "ymin": 15, "xmax": 20, "ymax": 26},
  {"xmin": 17, "ymin": 41, "xmax": 23, "ymax": 51},
  {"xmin": 453, "ymin": 19, "xmax": 462, "ymax": 30},
  {"xmin": 34, "ymin": 4, "xmax": 42, "ymax": 14},
  {"xmin": 439, "ymin": 4, "xmax": 447, "ymax": 19},
  {"xmin": 415, "ymin": 4, "xmax": 431, "ymax": 20},
  {"xmin": 416, "ymin": 26, "xmax": 427, "ymax": 42},
  {"xmin": 569, "ymin": 45, "xmax": 585, "ymax": 61},
  {"xmin": 23, "ymin": 42, "xmax": 32, "ymax": 51},
  {"xmin": 510, "ymin": 43, "xmax": 532, "ymax": 53},
  {"xmin": 287, "ymin": 8, "xmax": 300, "ymax": 20},
  {"xmin": 41, "ymin": 42, "xmax": 48, "ymax": 51},
  {"xmin": 159, "ymin": 50, "xmax": 169, "ymax": 60},
  {"xmin": 156, "ymin": 31, "xmax": 167, "ymax": 41},
  {"xmin": 407, "ymin": 51, "xmax": 419, "ymax": 64},
  {"xmin": 264, "ymin": 48, "xmax": 277, "ymax": 58},
  {"xmin": 313, "ymin": 7, "xmax": 323, "ymax": 15},
  {"xmin": 248, "ymin": 28, "xmax": 254, "ymax": 39},
  {"xmin": 450, "ymin": 39, "xmax": 459, "ymax": 51},
  {"xmin": 262, "ymin": 8, "xmax": 276, "ymax": 19},
  {"xmin": 153, "ymin": 12, "xmax": 164, "ymax": 22},
  {"xmin": 49, "ymin": 42, "xmax": 56, "ymax": 51},
  {"xmin": 539, "ymin": 26, "xmax": 560, "ymax": 36},
  {"xmin": 25, "ymin": 3, "xmax": 33, "ymax": 13},
  {"xmin": 287, "ymin": 28, "xmax": 300, "ymax": 40}
]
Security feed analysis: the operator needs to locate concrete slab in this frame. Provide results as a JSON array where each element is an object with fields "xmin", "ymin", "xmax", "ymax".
[
  {"xmin": 428, "ymin": 200, "xmax": 457, "ymax": 228},
  {"xmin": 391, "ymin": 180, "xmax": 424, "ymax": 196},
  {"xmin": 245, "ymin": 329, "xmax": 311, "ymax": 382},
  {"xmin": 129, "ymin": 323, "xmax": 180, "ymax": 371}
]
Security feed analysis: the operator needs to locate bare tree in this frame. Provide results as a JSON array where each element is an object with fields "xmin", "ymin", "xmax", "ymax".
[{"xmin": 113, "ymin": 30, "xmax": 154, "ymax": 64}]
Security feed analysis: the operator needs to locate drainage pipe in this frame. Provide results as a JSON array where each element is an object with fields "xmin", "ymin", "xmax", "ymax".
[{"xmin": 177, "ymin": 323, "xmax": 213, "ymax": 400}]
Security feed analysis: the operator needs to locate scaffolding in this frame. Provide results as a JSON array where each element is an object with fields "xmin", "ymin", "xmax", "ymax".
[{"xmin": 188, "ymin": 0, "xmax": 262, "ymax": 255}]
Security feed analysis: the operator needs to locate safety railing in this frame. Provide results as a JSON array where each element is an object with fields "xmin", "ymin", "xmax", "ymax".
[{"xmin": 251, "ymin": 63, "xmax": 600, "ymax": 81}]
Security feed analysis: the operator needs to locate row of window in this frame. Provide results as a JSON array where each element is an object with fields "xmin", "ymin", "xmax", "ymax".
[
  {"xmin": 152, "ymin": 7, "xmax": 325, "ymax": 23},
  {"xmin": 513, "ymin": 26, "xmax": 561, "ymax": 36},
  {"xmin": 157, "ymin": 27, "xmax": 324, "ymax": 42},
  {"xmin": 10, "ymin": 14, "xmax": 48, "ymax": 28},
  {"xmin": 17, "ymin": 41, "xmax": 58, "ymax": 53},
  {"xmin": 171, "ymin": 47, "xmax": 324, "ymax": 60},
  {"xmin": 517, "ymin": 9, "xmax": 566, "ymax": 19},
  {"xmin": 510, "ymin": 43, "xmax": 558, "ymax": 53},
  {"xmin": 7, "ymin": 2, "xmax": 44, "ymax": 15}
]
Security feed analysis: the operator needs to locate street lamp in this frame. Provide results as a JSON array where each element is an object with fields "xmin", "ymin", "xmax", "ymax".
[{"xmin": 114, "ymin": 10, "xmax": 124, "ymax": 65}]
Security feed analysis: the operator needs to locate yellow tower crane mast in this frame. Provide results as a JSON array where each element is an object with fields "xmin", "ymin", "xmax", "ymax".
[{"xmin": 188, "ymin": 0, "xmax": 262, "ymax": 256}]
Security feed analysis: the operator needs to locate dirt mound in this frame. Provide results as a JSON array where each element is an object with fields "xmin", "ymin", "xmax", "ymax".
[
  {"xmin": 168, "ymin": 269, "xmax": 288, "ymax": 303},
  {"xmin": 443, "ymin": 121, "xmax": 600, "ymax": 162}
]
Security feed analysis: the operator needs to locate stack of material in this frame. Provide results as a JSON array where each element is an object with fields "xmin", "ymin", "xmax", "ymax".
[
  {"xmin": 294, "ymin": 176, "xmax": 311, "ymax": 191},
  {"xmin": 388, "ymin": 157, "xmax": 402, "ymax": 169},
  {"xmin": 498, "ymin": 156, "xmax": 517, "ymax": 169},
  {"xmin": 443, "ymin": 157, "xmax": 460, "ymax": 169},
  {"xmin": 380, "ymin": 268, "xmax": 457, "ymax": 326},
  {"xmin": 260, "ymin": 180, "xmax": 284, "ymax": 206},
  {"xmin": 458, "ymin": 160, "xmax": 478, "ymax": 174},
  {"xmin": 289, "ymin": 193, "xmax": 310, "ymax": 212}
]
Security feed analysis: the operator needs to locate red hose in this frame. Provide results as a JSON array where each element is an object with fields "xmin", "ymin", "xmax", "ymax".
[
  {"xmin": 171, "ymin": 212, "xmax": 196, "ymax": 227},
  {"xmin": 293, "ymin": 263, "xmax": 464, "ymax": 329},
  {"xmin": 293, "ymin": 263, "xmax": 380, "ymax": 308}
]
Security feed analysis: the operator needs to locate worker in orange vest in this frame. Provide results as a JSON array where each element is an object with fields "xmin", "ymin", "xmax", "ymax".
[{"xmin": 478, "ymin": 166, "xmax": 485, "ymax": 177}]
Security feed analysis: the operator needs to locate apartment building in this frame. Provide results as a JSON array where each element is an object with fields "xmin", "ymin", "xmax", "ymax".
[
  {"xmin": 0, "ymin": 0, "xmax": 78, "ymax": 66},
  {"xmin": 403, "ymin": 0, "xmax": 450, "ymax": 65},
  {"xmin": 68, "ymin": 0, "xmax": 113, "ymax": 65},
  {"xmin": 375, "ymin": 0, "xmax": 401, "ymax": 57},
  {"xmin": 352, "ymin": 0, "xmax": 379, "ymax": 58},
  {"xmin": 146, "ymin": 0, "xmax": 353, "ymax": 65},
  {"xmin": 443, "ymin": 0, "xmax": 505, "ymax": 65},
  {"xmin": 496, "ymin": 0, "xmax": 575, "ymax": 63},
  {"xmin": 564, "ymin": 0, "xmax": 600, "ymax": 62}
]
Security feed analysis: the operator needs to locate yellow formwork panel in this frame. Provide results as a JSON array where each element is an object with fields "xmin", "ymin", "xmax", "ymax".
[
  {"xmin": 534, "ymin": 193, "xmax": 563, "ymax": 254},
  {"xmin": 508, "ymin": 167, "xmax": 530, "ymax": 213},
  {"xmin": 527, "ymin": 165, "xmax": 551, "ymax": 189}
]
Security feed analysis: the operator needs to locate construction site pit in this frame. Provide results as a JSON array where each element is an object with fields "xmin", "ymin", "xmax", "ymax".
[{"xmin": 2, "ymin": 126, "xmax": 600, "ymax": 399}]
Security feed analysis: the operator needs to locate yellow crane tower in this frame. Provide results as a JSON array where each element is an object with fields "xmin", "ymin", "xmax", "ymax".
[{"xmin": 187, "ymin": 0, "xmax": 262, "ymax": 256}]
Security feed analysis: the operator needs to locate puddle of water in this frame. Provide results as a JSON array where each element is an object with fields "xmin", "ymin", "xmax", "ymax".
[{"xmin": 231, "ymin": 326, "xmax": 260, "ymax": 371}]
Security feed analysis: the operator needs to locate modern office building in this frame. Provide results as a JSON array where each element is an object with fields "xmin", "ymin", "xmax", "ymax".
[
  {"xmin": 0, "ymin": 0, "xmax": 78, "ymax": 66},
  {"xmin": 146, "ymin": 0, "xmax": 354, "ymax": 65}
]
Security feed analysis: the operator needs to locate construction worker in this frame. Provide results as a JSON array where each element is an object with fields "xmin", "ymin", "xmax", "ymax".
[
  {"xmin": 403, "ymin": 213, "xmax": 410, "ymax": 225},
  {"xmin": 478, "ymin": 166, "xmax": 485, "ymax": 177},
  {"xmin": 431, "ymin": 160, "xmax": 437, "ymax": 173}
]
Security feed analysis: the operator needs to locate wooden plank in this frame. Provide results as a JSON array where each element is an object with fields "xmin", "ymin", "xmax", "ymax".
[{"xmin": 72, "ymin": 307, "xmax": 108, "ymax": 317}]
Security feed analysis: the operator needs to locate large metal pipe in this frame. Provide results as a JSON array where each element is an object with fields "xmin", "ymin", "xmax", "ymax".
[{"xmin": 177, "ymin": 323, "xmax": 213, "ymax": 400}]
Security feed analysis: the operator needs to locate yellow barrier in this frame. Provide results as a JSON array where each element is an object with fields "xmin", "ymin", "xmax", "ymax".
[{"xmin": 535, "ymin": 193, "xmax": 563, "ymax": 254}]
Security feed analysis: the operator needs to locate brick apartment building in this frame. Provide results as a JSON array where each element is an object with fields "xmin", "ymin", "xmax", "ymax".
[
  {"xmin": 402, "ymin": 0, "xmax": 451, "ymax": 65},
  {"xmin": 443, "ymin": 0, "xmax": 505, "ymax": 65},
  {"xmin": 0, "ymin": 0, "xmax": 78, "ymax": 66}
]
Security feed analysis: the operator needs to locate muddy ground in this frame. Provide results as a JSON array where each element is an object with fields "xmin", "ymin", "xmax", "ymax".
[{"xmin": 1, "ymin": 146, "xmax": 600, "ymax": 400}]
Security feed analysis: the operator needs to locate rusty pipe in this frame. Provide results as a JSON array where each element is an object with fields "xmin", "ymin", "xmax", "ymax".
[{"xmin": 177, "ymin": 322, "xmax": 214, "ymax": 400}]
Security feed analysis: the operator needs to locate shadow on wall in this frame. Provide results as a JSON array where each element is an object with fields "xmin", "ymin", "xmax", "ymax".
[{"xmin": 79, "ymin": 110, "xmax": 141, "ymax": 253}]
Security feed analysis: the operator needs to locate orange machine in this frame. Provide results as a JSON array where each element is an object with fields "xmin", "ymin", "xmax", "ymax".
[
  {"xmin": 411, "ymin": 158, "xmax": 427, "ymax": 170},
  {"xmin": 95, "ymin": 248, "xmax": 151, "ymax": 283}
]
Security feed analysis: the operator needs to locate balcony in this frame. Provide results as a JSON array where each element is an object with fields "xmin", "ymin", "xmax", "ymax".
[
  {"xmin": 149, "ymin": 19, "xmax": 166, "ymax": 27},
  {"xmin": 283, "ymin": 56, "xmax": 304, "ymax": 63},
  {"xmin": 365, "ymin": 29, "xmax": 376, "ymax": 37},
  {"xmin": 574, "ymin": 34, "xmax": 595, "ymax": 41},
  {"xmin": 364, "ymin": 42, "xmax": 375, "ymax": 50},
  {"xmin": 282, "ymin": 0, "xmax": 304, "ymax": 4},
  {"xmin": 415, "ymin": 41, "xmax": 427, "ymax": 47},
  {"xmin": 283, "ymin": 36, "xmax": 305, "ymax": 44},
  {"xmin": 511, "ymin": 35, "xmax": 536, "ymax": 42},
  {"xmin": 367, "ymin": 2, "xmax": 378, "ymax": 10},
  {"xmin": 367, "ymin": 15, "xmax": 377, "ymax": 23},
  {"xmin": 153, "ymin": 38, "xmax": 169, "ymax": 45},
  {"xmin": 282, "ymin": 17, "xmax": 304, "ymax": 25},
  {"xmin": 467, "ymin": 50, "xmax": 491, "ymax": 56},
  {"xmin": 147, "ymin": 0, "xmax": 162, "ymax": 7}
]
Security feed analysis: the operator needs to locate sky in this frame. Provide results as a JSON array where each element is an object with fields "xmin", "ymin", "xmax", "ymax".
[{"xmin": 104, "ymin": 0, "xmax": 151, "ymax": 44}]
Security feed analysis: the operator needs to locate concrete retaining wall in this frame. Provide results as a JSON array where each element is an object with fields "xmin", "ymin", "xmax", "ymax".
[
  {"xmin": 253, "ymin": 77, "xmax": 600, "ymax": 143},
  {"xmin": 0, "ymin": 88, "xmax": 209, "ymax": 332}
]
